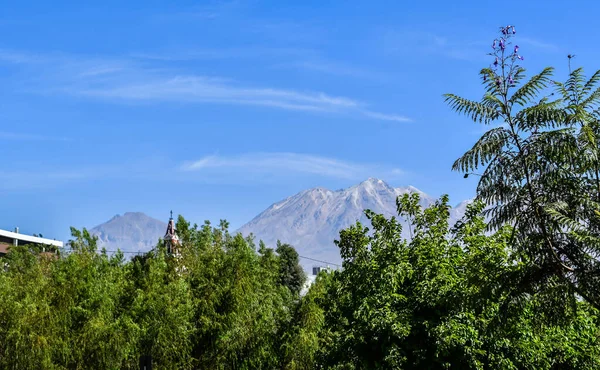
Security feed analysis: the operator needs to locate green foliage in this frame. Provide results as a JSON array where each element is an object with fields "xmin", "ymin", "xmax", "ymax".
[
  {"xmin": 2, "ymin": 197, "xmax": 599, "ymax": 369},
  {"xmin": 0, "ymin": 218, "xmax": 305, "ymax": 369},
  {"xmin": 276, "ymin": 240, "xmax": 307, "ymax": 297},
  {"xmin": 308, "ymin": 195, "xmax": 600, "ymax": 369},
  {"xmin": 446, "ymin": 26, "xmax": 600, "ymax": 309},
  {"xmin": 280, "ymin": 271, "xmax": 331, "ymax": 370}
]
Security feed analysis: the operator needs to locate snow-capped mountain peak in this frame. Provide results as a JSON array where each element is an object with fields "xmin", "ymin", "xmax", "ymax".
[{"xmin": 237, "ymin": 179, "xmax": 467, "ymax": 269}]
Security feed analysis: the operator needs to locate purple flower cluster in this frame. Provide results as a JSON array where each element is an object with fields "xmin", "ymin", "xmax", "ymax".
[
  {"xmin": 513, "ymin": 45, "xmax": 524, "ymax": 60},
  {"xmin": 492, "ymin": 27, "xmax": 524, "ymax": 59},
  {"xmin": 485, "ymin": 24, "xmax": 524, "ymax": 87},
  {"xmin": 501, "ymin": 25, "xmax": 516, "ymax": 35}
]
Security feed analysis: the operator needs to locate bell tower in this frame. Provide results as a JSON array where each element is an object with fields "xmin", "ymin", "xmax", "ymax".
[{"xmin": 163, "ymin": 211, "xmax": 180, "ymax": 255}]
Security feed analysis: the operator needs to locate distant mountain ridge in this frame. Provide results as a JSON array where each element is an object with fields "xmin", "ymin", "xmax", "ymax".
[
  {"xmin": 236, "ymin": 178, "xmax": 471, "ymax": 269},
  {"xmin": 87, "ymin": 179, "xmax": 471, "ymax": 267},
  {"xmin": 90, "ymin": 212, "xmax": 166, "ymax": 254}
]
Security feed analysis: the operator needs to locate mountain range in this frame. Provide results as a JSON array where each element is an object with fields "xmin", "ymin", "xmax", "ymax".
[
  {"xmin": 236, "ymin": 178, "xmax": 470, "ymax": 270},
  {"xmin": 88, "ymin": 178, "xmax": 471, "ymax": 270}
]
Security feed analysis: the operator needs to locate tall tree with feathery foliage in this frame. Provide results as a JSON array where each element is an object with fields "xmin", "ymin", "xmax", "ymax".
[{"xmin": 445, "ymin": 25, "xmax": 600, "ymax": 309}]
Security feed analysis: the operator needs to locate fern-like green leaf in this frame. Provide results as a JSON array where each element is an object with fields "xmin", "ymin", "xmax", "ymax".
[
  {"xmin": 444, "ymin": 94, "xmax": 501, "ymax": 124},
  {"xmin": 452, "ymin": 127, "xmax": 511, "ymax": 172},
  {"xmin": 509, "ymin": 67, "xmax": 554, "ymax": 107}
]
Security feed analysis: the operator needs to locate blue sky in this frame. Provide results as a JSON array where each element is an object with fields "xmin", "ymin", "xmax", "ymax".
[{"xmin": 1, "ymin": 0, "xmax": 596, "ymax": 242}]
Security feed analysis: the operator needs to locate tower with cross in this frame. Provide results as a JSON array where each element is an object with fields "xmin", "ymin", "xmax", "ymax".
[{"xmin": 163, "ymin": 210, "xmax": 180, "ymax": 255}]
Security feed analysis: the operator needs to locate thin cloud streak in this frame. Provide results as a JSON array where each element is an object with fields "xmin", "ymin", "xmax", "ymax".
[
  {"xmin": 0, "ymin": 49, "xmax": 411, "ymax": 123},
  {"xmin": 76, "ymin": 76, "xmax": 357, "ymax": 110},
  {"xmin": 72, "ymin": 75, "xmax": 407, "ymax": 121},
  {"xmin": 181, "ymin": 152, "xmax": 405, "ymax": 180},
  {"xmin": 362, "ymin": 110, "xmax": 412, "ymax": 123}
]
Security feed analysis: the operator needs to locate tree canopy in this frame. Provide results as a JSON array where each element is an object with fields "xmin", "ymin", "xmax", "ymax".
[{"xmin": 446, "ymin": 25, "xmax": 600, "ymax": 310}]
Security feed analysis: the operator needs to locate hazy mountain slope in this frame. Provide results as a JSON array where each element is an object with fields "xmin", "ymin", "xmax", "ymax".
[
  {"xmin": 87, "ymin": 180, "xmax": 471, "ymax": 267},
  {"xmin": 89, "ymin": 212, "xmax": 167, "ymax": 254},
  {"xmin": 237, "ymin": 178, "xmax": 470, "ymax": 269}
]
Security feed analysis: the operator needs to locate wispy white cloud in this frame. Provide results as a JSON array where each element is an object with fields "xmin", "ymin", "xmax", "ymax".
[
  {"xmin": 0, "ymin": 131, "xmax": 70, "ymax": 141},
  {"xmin": 74, "ymin": 75, "xmax": 361, "ymax": 113},
  {"xmin": 0, "ymin": 49, "xmax": 411, "ymax": 123},
  {"xmin": 361, "ymin": 110, "xmax": 412, "ymax": 123},
  {"xmin": 78, "ymin": 66, "xmax": 125, "ymax": 77},
  {"xmin": 181, "ymin": 152, "xmax": 405, "ymax": 180},
  {"xmin": 78, "ymin": 76, "xmax": 410, "ymax": 122}
]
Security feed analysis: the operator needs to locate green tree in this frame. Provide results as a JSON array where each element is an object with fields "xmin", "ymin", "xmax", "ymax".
[
  {"xmin": 445, "ymin": 25, "xmax": 600, "ymax": 309},
  {"xmin": 311, "ymin": 194, "xmax": 600, "ymax": 369},
  {"xmin": 280, "ymin": 270, "xmax": 332, "ymax": 370},
  {"xmin": 130, "ymin": 246, "xmax": 194, "ymax": 369},
  {"xmin": 0, "ymin": 245, "xmax": 56, "ymax": 369},
  {"xmin": 171, "ymin": 216, "xmax": 294, "ymax": 369},
  {"xmin": 0, "ymin": 228, "xmax": 140, "ymax": 369},
  {"xmin": 51, "ymin": 238, "xmax": 139, "ymax": 368},
  {"xmin": 276, "ymin": 240, "xmax": 307, "ymax": 297}
]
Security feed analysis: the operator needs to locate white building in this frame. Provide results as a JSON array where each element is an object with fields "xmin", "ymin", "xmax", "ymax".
[
  {"xmin": 0, "ymin": 227, "xmax": 64, "ymax": 257},
  {"xmin": 312, "ymin": 265, "xmax": 331, "ymax": 276}
]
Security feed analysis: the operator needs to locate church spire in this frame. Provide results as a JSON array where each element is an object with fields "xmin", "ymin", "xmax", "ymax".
[{"xmin": 164, "ymin": 210, "xmax": 179, "ymax": 254}]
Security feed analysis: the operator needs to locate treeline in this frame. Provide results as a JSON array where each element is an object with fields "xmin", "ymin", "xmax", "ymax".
[
  {"xmin": 0, "ymin": 218, "xmax": 308, "ymax": 369},
  {"xmin": 2, "ymin": 196, "xmax": 599, "ymax": 369},
  {"xmin": 3, "ymin": 25, "xmax": 600, "ymax": 368}
]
